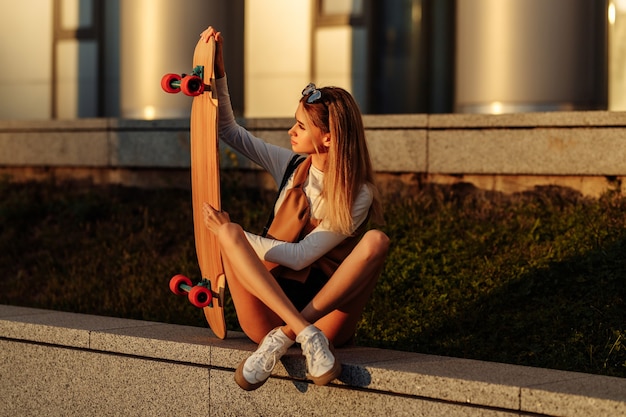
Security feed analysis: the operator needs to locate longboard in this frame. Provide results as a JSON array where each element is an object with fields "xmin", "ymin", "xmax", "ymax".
[{"xmin": 162, "ymin": 37, "xmax": 227, "ymax": 339}]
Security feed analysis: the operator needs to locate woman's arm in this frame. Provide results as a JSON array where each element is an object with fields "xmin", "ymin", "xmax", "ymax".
[
  {"xmin": 245, "ymin": 185, "xmax": 374, "ymax": 270},
  {"xmin": 215, "ymin": 77, "xmax": 296, "ymax": 183},
  {"xmin": 201, "ymin": 26, "xmax": 297, "ymax": 184}
]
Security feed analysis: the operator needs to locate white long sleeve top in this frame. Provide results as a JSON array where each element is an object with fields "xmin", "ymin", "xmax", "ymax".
[{"xmin": 215, "ymin": 76, "xmax": 373, "ymax": 271}]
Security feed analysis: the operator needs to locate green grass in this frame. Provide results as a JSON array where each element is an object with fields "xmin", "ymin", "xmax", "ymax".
[{"xmin": 0, "ymin": 177, "xmax": 624, "ymax": 378}]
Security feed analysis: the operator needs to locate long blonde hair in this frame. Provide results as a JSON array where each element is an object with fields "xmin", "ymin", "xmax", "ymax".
[{"xmin": 302, "ymin": 86, "xmax": 384, "ymax": 234}]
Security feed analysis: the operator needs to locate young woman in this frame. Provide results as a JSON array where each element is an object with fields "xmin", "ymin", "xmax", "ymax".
[{"xmin": 200, "ymin": 27, "xmax": 390, "ymax": 391}]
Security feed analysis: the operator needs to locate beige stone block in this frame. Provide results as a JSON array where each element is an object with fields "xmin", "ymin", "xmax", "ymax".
[
  {"xmin": 429, "ymin": 128, "xmax": 626, "ymax": 175},
  {"xmin": 0, "ymin": 340, "xmax": 209, "ymax": 416}
]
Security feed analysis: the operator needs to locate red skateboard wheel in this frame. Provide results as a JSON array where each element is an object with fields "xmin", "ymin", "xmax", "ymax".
[
  {"xmin": 169, "ymin": 274, "xmax": 192, "ymax": 295},
  {"xmin": 181, "ymin": 75, "xmax": 204, "ymax": 96},
  {"xmin": 188, "ymin": 285, "xmax": 212, "ymax": 308},
  {"xmin": 161, "ymin": 73, "xmax": 182, "ymax": 94}
]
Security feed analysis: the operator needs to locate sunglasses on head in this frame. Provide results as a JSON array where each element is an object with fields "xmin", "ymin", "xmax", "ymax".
[{"xmin": 302, "ymin": 83, "xmax": 322, "ymax": 104}]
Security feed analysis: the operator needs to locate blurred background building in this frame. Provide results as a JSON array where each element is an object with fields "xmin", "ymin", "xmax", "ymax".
[{"xmin": 0, "ymin": 0, "xmax": 623, "ymax": 120}]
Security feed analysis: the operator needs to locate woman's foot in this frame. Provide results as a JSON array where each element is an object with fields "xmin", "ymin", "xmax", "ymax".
[
  {"xmin": 296, "ymin": 325, "xmax": 342, "ymax": 385},
  {"xmin": 234, "ymin": 327, "xmax": 294, "ymax": 391}
]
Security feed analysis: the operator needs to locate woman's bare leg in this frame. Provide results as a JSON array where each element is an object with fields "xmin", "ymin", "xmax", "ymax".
[
  {"xmin": 281, "ymin": 230, "xmax": 390, "ymax": 346},
  {"xmin": 221, "ymin": 253, "xmax": 284, "ymax": 343},
  {"xmin": 217, "ymin": 222, "xmax": 310, "ymax": 340},
  {"xmin": 221, "ymin": 226, "xmax": 388, "ymax": 390}
]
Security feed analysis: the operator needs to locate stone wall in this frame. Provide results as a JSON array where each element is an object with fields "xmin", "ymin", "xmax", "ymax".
[{"xmin": 1, "ymin": 111, "xmax": 625, "ymax": 196}]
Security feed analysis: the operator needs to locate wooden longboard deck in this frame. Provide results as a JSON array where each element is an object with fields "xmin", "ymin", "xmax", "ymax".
[{"xmin": 190, "ymin": 37, "xmax": 227, "ymax": 339}]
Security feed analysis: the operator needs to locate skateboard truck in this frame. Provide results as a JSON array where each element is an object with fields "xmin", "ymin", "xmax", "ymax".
[
  {"xmin": 169, "ymin": 274, "xmax": 215, "ymax": 308},
  {"xmin": 161, "ymin": 66, "xmax": 213, "ymax": 97}
]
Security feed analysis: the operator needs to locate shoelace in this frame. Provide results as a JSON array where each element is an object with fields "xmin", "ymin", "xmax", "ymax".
[
  {"xmin": 249, "ymin": 333, "xmax": 286, "ymax": 373},
  {"xmin": 302, "ymin": 332, "xmax": 330, "ymax": 367}
]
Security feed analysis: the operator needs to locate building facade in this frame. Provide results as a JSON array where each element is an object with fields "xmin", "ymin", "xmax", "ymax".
[{"xmin": 0, "ymin": 0, "xmax": 622, "ymax": 120}]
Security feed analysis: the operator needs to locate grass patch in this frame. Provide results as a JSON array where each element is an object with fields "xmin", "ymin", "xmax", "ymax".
[{"xmin": 1, "ymin": 178, "xmax": 624, "ymax": 378}]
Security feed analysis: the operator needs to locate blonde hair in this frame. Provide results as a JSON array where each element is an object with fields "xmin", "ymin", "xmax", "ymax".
[{"xmin": 302, "ymin": 86, "xmax": 384, "ymax": 234}]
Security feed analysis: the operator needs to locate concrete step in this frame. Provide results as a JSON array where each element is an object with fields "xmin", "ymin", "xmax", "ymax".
[{"xmin": 1, "ymin": 304, "xmax": 624, "ymax": 416}]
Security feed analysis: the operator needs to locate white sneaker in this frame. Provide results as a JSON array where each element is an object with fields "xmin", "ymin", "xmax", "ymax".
[
  {"xmin": 296, "ymin": 325, "xmax": 342, "ymax": 385},
  {"xmin": 235, "ymin": 327, "xmax": 294, "ymax": 391}
]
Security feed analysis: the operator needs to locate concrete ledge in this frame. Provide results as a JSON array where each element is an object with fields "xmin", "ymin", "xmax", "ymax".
[
  {"xmin": 0, "ymin": 111, "xmax": 625, "ymax": 173},
  {"xmin": 2, "ymin": 305, "xmax": 625, "ymax": 416},
  {"xmin": 1, "ymin": 112, "xmax": 626, "ymax": 196}
]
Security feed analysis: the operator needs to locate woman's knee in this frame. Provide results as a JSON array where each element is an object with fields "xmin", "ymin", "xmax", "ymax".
[
  {"xmin": 217, "ymin": 222, "xmax": 246, "ymax": 249},
  {"xmin": 359, "ymin": 230, "xmax": 390, "ymax": 261}
]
